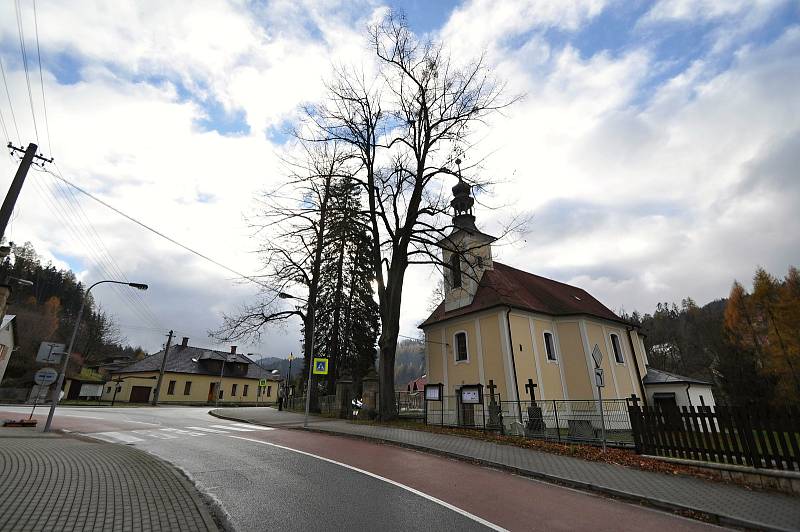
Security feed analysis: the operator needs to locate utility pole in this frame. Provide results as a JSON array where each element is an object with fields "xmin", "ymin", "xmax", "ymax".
[
  {"xmin": 1, "ymin": 143, "xmax": 52, "ymax": 241},
  {"xmin": 151, "ymin": 330, "xmax": 174, "ymax": 406}
]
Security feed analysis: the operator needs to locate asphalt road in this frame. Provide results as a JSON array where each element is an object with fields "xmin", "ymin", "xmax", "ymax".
[{"xmin": 1, "ymin": 406, "xmax": 723, "ymax": 532}]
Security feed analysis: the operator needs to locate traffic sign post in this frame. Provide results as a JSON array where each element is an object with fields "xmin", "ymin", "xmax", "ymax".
[
  {"xmin": 591, "ymin": 344, "xmax": 607, "ymax": 453},
  {"xmin": 30, "ymin": 368, "xmax": 58, "ymax": 420},
  {"xmin": 312, "ymin": 358, "xmax": 328, "ymax": 375}
]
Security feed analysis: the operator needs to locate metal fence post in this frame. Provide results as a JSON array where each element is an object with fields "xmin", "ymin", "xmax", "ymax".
[{"xmin": 553, "ymin": 400, "xmax": 561, "ymax": 443}]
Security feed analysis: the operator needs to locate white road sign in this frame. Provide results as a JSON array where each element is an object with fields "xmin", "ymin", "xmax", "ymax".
[
  {"xmin": 591, "ymin": 344, "xmax": 603, "ymax": 368},
  {"xmin": 34, "ymin": 367, "xmax": 59, "ymax": 386},
  {"xmin": 594, "ymin": 367, "xmax": 605, "ymax": 388},
  {"xmin": 36, "ymin": 342, "xmax": 65, "ymax": 363}
]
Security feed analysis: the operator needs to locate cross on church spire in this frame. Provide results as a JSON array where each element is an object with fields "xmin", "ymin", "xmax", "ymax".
[{"xmin": 451, "ymin": 158, "xmax": 478, "ymax": 231}]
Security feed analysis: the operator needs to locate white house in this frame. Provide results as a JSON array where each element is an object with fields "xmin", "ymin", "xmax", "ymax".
[
  {"xmin": 642, "ymin": 367, "xmax": 716, "ymax": 411},
  {"xmin": 0, "ymin": 315, "xmax": 17, "ymax": 386}
]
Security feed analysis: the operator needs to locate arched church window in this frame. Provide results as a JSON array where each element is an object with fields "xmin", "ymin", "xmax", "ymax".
[
  {"xmin": 450, "ymin": 253, "xmax": 462, "ymax": 288},
  {"xmin": 543, "ymin": 332, "xmax": 557, "ymax": 361},
  {"xmin": 454, "ymin": 332, "xmax": 468, "ymax": 362},
  {"xmin": 610, "ymin": 333, "xmax": 624, "ymax": 364}
]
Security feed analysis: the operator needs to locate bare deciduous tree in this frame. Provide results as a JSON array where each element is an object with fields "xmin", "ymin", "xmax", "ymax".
[{"xmin": 304, "ymin": 13, "xmax": 519, "ymax": 418}]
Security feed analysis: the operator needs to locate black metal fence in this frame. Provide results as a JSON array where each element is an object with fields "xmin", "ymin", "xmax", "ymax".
[
  {"xmin": 422, "ymin": 395, "xmax": 633, "ymax": 446},
  {"xmin": 628, "ymin": 398, "xmax": 800, "ymax": 471}
]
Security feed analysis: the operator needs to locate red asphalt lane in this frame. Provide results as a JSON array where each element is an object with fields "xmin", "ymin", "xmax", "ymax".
[
  {"xmin": 1, "ymin": 409, "xmax": 720, "ymax": 531},
  {"xmin": 225, "ymin": 427, "xmax": 718, "ymax": 532}
]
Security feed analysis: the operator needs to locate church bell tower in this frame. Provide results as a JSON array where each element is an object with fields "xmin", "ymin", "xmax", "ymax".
[{"xmin": 439, "ymin": 159, "xmax": 496, "ymax": 312}]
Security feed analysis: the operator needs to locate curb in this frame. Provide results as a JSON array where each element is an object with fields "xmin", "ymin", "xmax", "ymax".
[{"xmin": 210, "ymin": 410, "xmax": 789, "ymax": 532}]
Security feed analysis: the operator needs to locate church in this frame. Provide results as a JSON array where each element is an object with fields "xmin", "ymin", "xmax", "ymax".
[{"xmin": 419, "ymin": 171, "xmax": 649, "ymax": 409}]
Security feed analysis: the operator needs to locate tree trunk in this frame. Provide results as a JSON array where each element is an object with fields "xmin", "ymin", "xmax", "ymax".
[{"xmin": 377, "ymin": 263, "xmax": 406, "ymax": 420}]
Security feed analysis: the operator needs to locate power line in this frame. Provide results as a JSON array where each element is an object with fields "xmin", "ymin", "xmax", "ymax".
[
  {"xmin": 32, "ymin": 0, "xmax": 52, "ymax": 155},
  {"xmin": 45, "ymin": 167, "xmax": 274, "ymax": 292},
  {"xmin": 29, "ymin": 168, "xmax": 162, "ymax": 330},
  {"xmin": 14, "ymin": 0, "xmax": 39, "ymax": 145},
  {"xmin": 0, "ymin": 55, "xmax": 21, "ymax": 143},
  {"xmin": 48, "ymin": 164, "xmax": 163, "ymax": 328}
]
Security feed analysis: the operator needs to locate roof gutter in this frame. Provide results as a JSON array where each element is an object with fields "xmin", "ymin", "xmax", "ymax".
[
  {"xmin": 506, "ymin": 307, "xmax": 523, "ymax": 424},
  {"xmin": 626, "ymin": 326, "xmax": 648, "ymax": 406}
]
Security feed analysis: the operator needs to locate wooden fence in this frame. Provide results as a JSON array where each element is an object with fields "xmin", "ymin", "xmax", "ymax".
[{"xmin": 627, "ymin": 397, "xmax": 800, "ymax": 472}]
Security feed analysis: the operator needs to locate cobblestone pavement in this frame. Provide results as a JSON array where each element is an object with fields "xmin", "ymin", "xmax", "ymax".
[
  {"xmin": 0, "ymin": 428, "xmax": 218, "ymax": 532},
  {"xmin": 213, "ymin": 407, "xmax": 800, "ymax": 532}
]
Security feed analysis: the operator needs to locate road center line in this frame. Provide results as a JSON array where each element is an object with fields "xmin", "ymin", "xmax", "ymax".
[{"xmin": 227, "ymin": 435, "xmax": 508, "ymax": 532}]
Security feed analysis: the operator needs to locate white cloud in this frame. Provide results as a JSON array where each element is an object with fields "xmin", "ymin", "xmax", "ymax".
[{"xmin": 0, "ymin": 0, "xmax": 796, "ymax": 358}]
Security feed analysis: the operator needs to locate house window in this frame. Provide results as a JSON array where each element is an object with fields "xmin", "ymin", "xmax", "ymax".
[
  {"xmin": 544, "ymin": 332, "xmax": 557, "ymax": 361},
  {"xmin": 232, "ymin": 383, "xmax": 238, "ymax": 396},
  {"xmin": 243, "ymin": 384, "xmax": 249, "ymax": 397},
  {"xmin": 218, "ymin": 389, "xmax": 223, "ymax": 399},
  {"xmin": 610, "ymin": 334, "xmax": 624, "ymax": 364},
  {"xmin": 450, "ymin": 254, "xmax": 462, "ymax": 288},
  {"xmin": 267, "ymin": 385, "xmax": 272, "ymax": 397},
  {"xmin": 257, "ymin": 386, "xmax": 262, "ymax": 397},
  {"xmin": 106, "ymin": 386, "xmax": 112, "ymax": 394},
  {"xmin": 184, "ymin": 381, "xmax": 192, "ymax": 395},
  {"xmin": 454, "ymin": 332, "xmax": 468, "ymax": 362},
  {"xmin": 167, "ymin": 380, "xmax": 176, "ymax": 395}
]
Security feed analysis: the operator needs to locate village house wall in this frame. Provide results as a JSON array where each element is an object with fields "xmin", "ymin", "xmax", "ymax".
[{"xmin": 100, "ymin": 372, "xmax": 278, "ymax": 404}]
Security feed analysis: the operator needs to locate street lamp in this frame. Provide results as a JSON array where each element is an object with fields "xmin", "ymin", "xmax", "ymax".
[
  {"xmin": 278, "ymin": 291, "xmax": 314, "ymax": 428},
  {"xmin": 44, "ymin": 280, "xmax": 148, "ymax": 432}
]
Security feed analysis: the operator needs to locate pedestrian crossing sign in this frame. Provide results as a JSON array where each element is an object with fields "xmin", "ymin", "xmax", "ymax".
[{"xmin": 312, "ymin": 357, "xmax": 328, "ymax": 375}]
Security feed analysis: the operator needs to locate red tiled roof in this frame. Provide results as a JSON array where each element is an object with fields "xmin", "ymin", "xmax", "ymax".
[{"xmin": 420, "ymin": 262, "xmax": 625, "ymax": 328}]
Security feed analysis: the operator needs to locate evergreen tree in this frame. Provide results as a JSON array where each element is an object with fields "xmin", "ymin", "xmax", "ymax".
[{"xmin": 313, "ymin": 178, "xmax": 379, "ymax": 395}]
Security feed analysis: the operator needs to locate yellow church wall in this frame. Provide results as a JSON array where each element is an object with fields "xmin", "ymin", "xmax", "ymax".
[
  {"xmin": 479, "ymin": 314, "xmax": 508, "ymax": 399},
  {"xmin": 442, "ymin": 318, "xmax": 481, "ymax": 394},
  {"xmin": 629, "ymin": 328, "xmax": 648, "ymax": 398},
  {"xmin": 425, "ymin": 329, "xmax": 443, "ymax": 388},
  {"xmin": 509, "ymin": 313, "xmax": 538, "ymax": 401},
  {"xmin": 585, "ymin": 321, "xmax": 624, "ymax": 399},
  {"xmin": 555, "ymin": 321, "xmax": 593, "ymax": 400},
  {"xmin": 531, "ymin": 317, "xmax": 566, "ymax": 400}
]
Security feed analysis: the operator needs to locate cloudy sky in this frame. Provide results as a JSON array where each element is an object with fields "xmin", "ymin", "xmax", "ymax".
[{"xmin": 0, "ymin": 0, "xmax": 798, "ymax": 358}]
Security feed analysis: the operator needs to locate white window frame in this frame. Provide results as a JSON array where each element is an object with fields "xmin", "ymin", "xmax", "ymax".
[
  {"xmin": 610, "ymin": 333, "xmax": 625, "ymax": 365},
  {"xmin": 453, "ymin": 331, "xmax": 469, "ymax": 364},
  {"xmin": 543, "ymin": 330, "xmax": 558, "ymax": 363}
]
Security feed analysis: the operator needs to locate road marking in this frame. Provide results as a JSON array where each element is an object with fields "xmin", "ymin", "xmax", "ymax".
[
  {"xmin": 161, "ymin": 428, "xmax": 205, "ymax": 436},
  {"xmin": 59, "ymin": 414, "xmax": 106, "ymax": 419},
  {"xmin": 132, "ymin": 430, "xmax": 177, "ymax": 439},
  {"xmin": 228, "ymin": 436, "xmax": 508, "ymax": 532},
  {"xmin": 91, "ymin": 431, "xmax": 144, "ymax": 443},
  {"xmin": 211, "ymin": 424, "xmax": 254, "ymax": 432},
  {"xmin": 228, "ymin": 423, "xmax": 275, "ymax": 431},
  {"xmin": 186, "ymin": 426, "xmax": 228, "ymax": 433},
  {"xmin": 120, "ymin": 420, "xmax": 161, "ymax": 426}
]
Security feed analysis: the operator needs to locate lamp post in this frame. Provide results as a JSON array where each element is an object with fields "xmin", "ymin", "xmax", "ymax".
[
  {"xmin": 278, "ymin": 291, "xmax": 314, "ymax": 428},
  {"xmin": 44, "ymin": 280, "xmax": 148, "ymax": 432}
]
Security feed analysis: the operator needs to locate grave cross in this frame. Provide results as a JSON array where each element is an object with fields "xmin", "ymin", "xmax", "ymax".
[
  {"xmin": 525, "ymin": 378, "xmax": 537, "ymax": 400},
  {"xmin": 486, "ymin": 379, "xmax": 497, "ymax": 400}
]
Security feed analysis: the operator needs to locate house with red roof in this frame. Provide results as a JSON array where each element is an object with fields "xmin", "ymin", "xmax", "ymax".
[{"xmin": 419, "ymin": 175, "xmax": 649, "ymax": 411}]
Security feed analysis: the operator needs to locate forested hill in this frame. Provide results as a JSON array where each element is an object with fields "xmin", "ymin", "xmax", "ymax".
[
  {"xmin": 395, "ymin": 339, "xmax": 425, "ymax": 389},
  {"xmin": 0, "ymin": 242, "xmax": 146, "ymax": 387},
  {"xmin": 625, "ymin": 265, "xmax": 799, "ymax": 408}
]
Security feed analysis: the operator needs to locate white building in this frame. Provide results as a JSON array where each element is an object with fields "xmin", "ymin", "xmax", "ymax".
[{"xmin": 642, "ymin": 367, "xmax": 716, "ymax": 411}]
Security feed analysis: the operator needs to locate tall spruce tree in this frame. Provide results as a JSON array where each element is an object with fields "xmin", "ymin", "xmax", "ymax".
[{"xmin": 314, "ymin": 177, "xmax": 379, "ymax": 395}]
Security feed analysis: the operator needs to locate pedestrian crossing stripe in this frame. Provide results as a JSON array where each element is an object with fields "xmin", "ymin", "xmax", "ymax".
[{"xmin": 86, "ymin": 424, "xmax": 275, "ymax": 444}]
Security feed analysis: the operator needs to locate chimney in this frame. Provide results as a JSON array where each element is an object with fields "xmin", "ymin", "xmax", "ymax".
[
  {"xmin": 230, "ymin": 345, "xmax": 237, "ymax": 355},
  {"xmin": 181, "ymin": 337, "xmax": 189, "ymax": 348}
]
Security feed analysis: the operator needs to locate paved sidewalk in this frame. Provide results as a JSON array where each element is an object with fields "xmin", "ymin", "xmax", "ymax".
[
  {"xmin": 0, "ymin": 426, "xmax": 218, "ymax": 531},
  {"xmin": 213, "ymin": 407, "xmax": 800, "ymax": 532}
]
